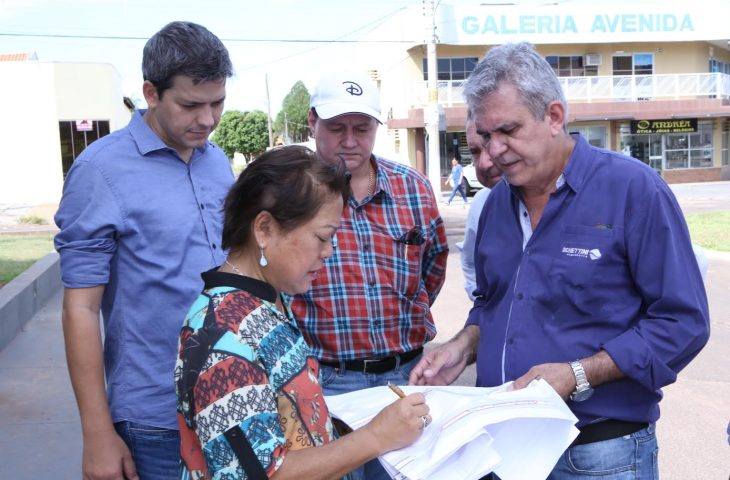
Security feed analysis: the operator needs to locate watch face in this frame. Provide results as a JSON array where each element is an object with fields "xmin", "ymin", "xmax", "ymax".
[{"xmin": 571, "ymin": 388, "xmax": 594, "ymax": 402}]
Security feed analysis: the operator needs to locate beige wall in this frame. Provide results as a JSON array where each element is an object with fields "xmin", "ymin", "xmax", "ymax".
[
  {"xmin": 0, "ymin": 61, "xmax": 128, "ymax": 205},
  {"xmin": 54, "ymin": 63, "xmax": 130, "ymax": 130}
]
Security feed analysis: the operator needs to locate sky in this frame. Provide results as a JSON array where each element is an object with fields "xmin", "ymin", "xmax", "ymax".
[
  {"xmin": 0, "ymin": 0, "xmax": 588, "ymax": 117},
  {"xmin": 0, "ymin": 0, "xmax": 431, "ymax": 116}
]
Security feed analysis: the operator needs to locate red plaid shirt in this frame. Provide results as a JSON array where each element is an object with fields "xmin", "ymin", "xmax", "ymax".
[{"xmin": 288, "ymin": 156, "xmax": 448, "ymax": 360}]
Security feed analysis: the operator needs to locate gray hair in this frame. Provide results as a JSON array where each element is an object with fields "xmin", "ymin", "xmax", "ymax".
[
  {"xmin": 463, "ymin": 42, "xmax": 568, "ymax": 128},
  {"xmin": 142, "ymin": 21, "xmax": 233, "ymax": 97}
]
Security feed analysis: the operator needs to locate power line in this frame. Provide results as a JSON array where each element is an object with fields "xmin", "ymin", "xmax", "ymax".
[{"xmin": 0, "ymin": 31, "xmax": 417, "ymax": 43}]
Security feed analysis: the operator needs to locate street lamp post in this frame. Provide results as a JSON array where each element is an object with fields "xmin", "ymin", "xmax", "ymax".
[{"xmin": 425, "ymin": 0, "xmax": 442, "ymax": 199}]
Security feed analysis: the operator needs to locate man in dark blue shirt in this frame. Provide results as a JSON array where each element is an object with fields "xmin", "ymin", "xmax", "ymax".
[{"xmin": 410, "ymin": 42, "xmax": 709, "ymax": 479}]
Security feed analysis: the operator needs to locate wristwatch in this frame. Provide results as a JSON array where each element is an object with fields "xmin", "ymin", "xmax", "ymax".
[{"xmin": 569, "ymin": 360, "xmax": 594, "ymax": 402}]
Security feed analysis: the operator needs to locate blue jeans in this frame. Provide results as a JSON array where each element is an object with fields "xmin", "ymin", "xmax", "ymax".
[
  {"xmin": 447, "ymin": 182, "xmax": 468, "ymax": 204},
  {"xmin": 114, "ymin": 421, "xmax": 180, "ymax": 480},
  {"xmin": 547, "ymin": 423, "xmax": 658, "ymax": 480},
  {"xmin": 321, "ymin": 355, "xmax": 421, "ymax": 480}
]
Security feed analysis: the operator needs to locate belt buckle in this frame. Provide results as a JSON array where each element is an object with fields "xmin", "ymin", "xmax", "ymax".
[{"xmin": 362, "ymin": 358, "xmax": 379, "ymax": 374}]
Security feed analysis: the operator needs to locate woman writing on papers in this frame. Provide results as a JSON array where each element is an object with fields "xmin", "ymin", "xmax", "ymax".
[{"xmin": 175, "ymin": 145, "xmax": 430, "ymax": 480}]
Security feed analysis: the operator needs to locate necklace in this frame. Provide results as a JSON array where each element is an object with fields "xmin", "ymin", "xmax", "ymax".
[
  {"xmin": 367, "ymin": 163, "xmax": 376, "ymax": 195},
  {"xmin": 225, "ymin": 259, "xmax": 244, "ymax": 276}
]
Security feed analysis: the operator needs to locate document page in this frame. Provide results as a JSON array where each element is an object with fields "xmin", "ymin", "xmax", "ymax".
[{"xmin": 325, "ymin": 379, "xmax": 579, "ymax": 480}]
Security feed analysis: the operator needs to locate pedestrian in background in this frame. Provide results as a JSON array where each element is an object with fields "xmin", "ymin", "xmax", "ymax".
[{"xmin": 446, "ymin": 157, "xmax": 468, "ymax": 205}]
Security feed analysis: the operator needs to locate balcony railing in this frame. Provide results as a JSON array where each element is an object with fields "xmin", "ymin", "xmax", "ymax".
[{"xmin": 412, "ymin": 72, "xmax": 730, "ymax": 107}]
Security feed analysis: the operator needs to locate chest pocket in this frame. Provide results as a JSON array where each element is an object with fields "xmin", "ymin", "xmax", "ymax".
[{"xmin": 548, "ymin": 224, "xmax": 616, "ymax": 289}]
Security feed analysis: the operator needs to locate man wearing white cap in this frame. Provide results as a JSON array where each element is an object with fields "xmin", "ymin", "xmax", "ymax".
[{"xmin": 288, "ymin": 70, "xmax": 449, "ymax": 479}]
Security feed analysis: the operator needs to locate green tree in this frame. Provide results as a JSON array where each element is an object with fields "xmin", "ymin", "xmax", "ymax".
[
  {"xmin": 212, "ymin": 110, "xmax": 245, "ymax": 159},
  {"xmin": 274, "ymin": 80, "xmax": 311, "ymax": 144},
  {"xmin": 212, "ymin": 110, "xmax": 270, "ymax": 161},
  {"xmin": 239, "ymin": 110, "xmax": 269, "ymax": 160}
]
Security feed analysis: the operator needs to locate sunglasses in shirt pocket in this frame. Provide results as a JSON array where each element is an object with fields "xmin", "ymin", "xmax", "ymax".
[{"xmin": 391, "ymin": 225, "xmax": 426, "ymax": 298}]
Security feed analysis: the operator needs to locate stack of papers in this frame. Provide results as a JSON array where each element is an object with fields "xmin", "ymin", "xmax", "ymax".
[{"xmin": 325, "ymin": 379, "xmax": 578, "ymax": 480}]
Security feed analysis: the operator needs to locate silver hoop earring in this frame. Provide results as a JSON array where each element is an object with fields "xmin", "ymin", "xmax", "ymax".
[{"xmin": 259, "ymin": 247, "xmax": 268, "ymax": 268}]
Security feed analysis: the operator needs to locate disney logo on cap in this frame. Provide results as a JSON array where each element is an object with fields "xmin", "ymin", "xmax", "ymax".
[{"xmin": 343, "ymin": 81, "xmax": 363, "ymax": 96}]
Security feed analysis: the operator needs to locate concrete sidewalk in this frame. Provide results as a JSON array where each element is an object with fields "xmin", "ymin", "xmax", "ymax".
[
  {"xmin": 1, "ymin": 189, "xmax": 729, "ymax": 479},
  {"xmin": 0, "ymin": 287, "xmax": 82, "ymax": 478}
]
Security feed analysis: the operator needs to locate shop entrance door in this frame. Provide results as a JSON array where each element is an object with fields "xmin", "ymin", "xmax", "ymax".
[{"xmin": 620, "ymin": 134, "xmax": 663, "ymax": 171}]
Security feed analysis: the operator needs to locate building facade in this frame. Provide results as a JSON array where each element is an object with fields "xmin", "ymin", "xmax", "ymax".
[
  {"xmin": 0, "ymin": 56, "xmax": 131, "ymax": 204},
  {"xmin": 365, "ymin": 1, "xmax": 730, "ymax": 184}
]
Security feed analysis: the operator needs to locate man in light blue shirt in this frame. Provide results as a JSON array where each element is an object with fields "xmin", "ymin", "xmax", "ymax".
[
  {"xmin": 459, "ymin": 116, "xmax": 503, "ymax": 300},
  {"xmin": 54, "ymin": 21, "xmax": 233, "ymax": 480}
]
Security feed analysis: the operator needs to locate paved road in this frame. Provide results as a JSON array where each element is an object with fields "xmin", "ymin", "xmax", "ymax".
[{"xmin": 0, "ymin": 182, "xmax": 728, "ymax": 479}]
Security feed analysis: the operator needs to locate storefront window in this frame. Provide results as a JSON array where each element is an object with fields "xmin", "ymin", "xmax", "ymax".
[
  {"xmin": 569, "ymin": 125, "xmax": 607, "ymax": 148},
  {"xmin": 619, "ymin": 121, "xmax": 713, "ymax": 171},
  {"xmin": 662, "ymin": 123, "xmax": 713, "ymax": 170}
]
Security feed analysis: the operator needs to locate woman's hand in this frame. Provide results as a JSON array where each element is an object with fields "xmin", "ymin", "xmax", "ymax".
[{"xmin": 362, "ymin": 393, "xmax": 430, "ymax": 455}]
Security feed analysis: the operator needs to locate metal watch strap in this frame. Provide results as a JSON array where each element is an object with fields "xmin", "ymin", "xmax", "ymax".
[{"xmin": 570, "ymin": 360, "xmax": 591, "ymax": 398}]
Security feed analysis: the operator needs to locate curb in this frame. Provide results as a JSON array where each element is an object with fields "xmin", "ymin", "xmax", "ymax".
[{"xmin": 0, "ymin": 252, "xmax": 61, "ymax": 352}]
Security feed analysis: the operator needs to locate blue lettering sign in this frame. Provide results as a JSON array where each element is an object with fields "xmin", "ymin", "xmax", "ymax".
[
  {"xmin": 538, "ymin": 15, "xmax": 553, "ymax": 33},
  {"xmin": 500, "ymin": 15, "xmax": 517, "ymax": 34},
  {"xmin": 463, "ymin": 16, "xmax": 479, "ymax": 34},
  {"xmin": 563, "ymin": 15, "xmax": 577, "ymax": 33},
  {"xmin": 482, "ymin": 16, "xmax": 498, "ymax": 34},
  {"xmin": 679, "ymin": 14, "xmax": 693, "ymax": 31},
  {"xmin": 520, "ymin": 15, "xmax": 536, "ymax": 34},
  {"xmin": 622, "ymin": 14, "xmax": 637, "ymax": 32}
]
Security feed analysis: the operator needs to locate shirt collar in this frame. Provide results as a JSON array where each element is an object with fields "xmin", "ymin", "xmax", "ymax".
[
  {"xmin": 200, "ymin": 267, "xmax": 277, "ymax": 303},
  {"xmin": 561, "ymin": 132, "xmax": 591, "ymax": 193},
  {"xmin": 128, "ymin": 109, "xmax": 209, "ymax": 159},
  {"xmin": 370, "ymin": 154, "xmax": 393, "ymax": 201}
]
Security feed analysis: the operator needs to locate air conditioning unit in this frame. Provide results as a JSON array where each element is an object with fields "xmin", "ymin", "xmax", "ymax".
[{"xmin": 584, "ymin": 53, "xmax": 602, "ymax": 66}]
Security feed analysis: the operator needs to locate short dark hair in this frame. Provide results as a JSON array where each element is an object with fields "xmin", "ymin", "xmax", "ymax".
[
  {"xmin": 222, "ymin": 145, "xmax": 351, "ymax": 251},
  {"xmin": 142, "ymin": 21, "xmax": 233, "ymax": 97}
]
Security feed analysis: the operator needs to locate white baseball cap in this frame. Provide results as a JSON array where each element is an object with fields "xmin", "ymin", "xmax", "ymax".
[{"xmin": 310, "ymin": 70, "xmax": 382, "ymax": 124}]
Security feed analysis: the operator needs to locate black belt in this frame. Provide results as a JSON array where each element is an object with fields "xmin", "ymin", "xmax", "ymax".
[
  {"xmin": 319, "ymin": 347, "xmax": 423, "ymax": 374},
  {"xmin": 572, "ymin": 420, "xmax": 648, "ymax": 446}
]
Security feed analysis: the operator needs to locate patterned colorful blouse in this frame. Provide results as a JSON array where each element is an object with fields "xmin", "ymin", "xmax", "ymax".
[{"xmin": 176, "ymin": 269, "xmax": 337, "ymax": 479}]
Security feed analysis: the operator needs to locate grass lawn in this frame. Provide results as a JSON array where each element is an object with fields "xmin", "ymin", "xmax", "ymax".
[
  {"xmin": 0, "ymin": 233, "xmax": 56, "ymax": 287},
  {"xmin": 685, "ymin": 211, "xmax": 730, "ymax": 252}
]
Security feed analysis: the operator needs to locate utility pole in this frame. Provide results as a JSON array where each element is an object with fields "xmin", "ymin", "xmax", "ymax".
[
  {"xmin": 425, "ymin": 0, "xmax": 442, "ymax": 199},
  {"xmin": 265, "ymin": 73, "xmax": 274, "ymax": 148},
  {"xmin": 284, "ymin": 111, "xmax": 290, "ymax": 144}
]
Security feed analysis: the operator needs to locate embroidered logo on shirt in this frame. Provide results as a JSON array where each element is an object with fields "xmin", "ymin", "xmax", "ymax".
[{"xmin": 561, "ymin": 247, "xmax": 602, "ymax": 261}]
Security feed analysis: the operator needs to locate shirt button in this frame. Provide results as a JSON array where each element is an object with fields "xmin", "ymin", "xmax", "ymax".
[
  {"xmin": 212, "ymin": 244, "xmax": 217, "ymax": 250},
  {"xmin": 200, "ymin": 203, "xmax": 205, "ymax": 209},
  {"xmin": 369, "ymin": 281, "xmax": 375, "ymax": 288},
  {"xmin": 508, "ymin": 338, "xmax": 515, "ymax": 345},
  {"xmin": 363, "ymin": 244, "xmax": 370, "ymax": 251},
  {"xmin": 516, "ymin": 292, "xmax": 524, "ymax": 300},
  {"xmin": 526, "ymin": 249, "xmax": 531, "ymax": 256}
]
